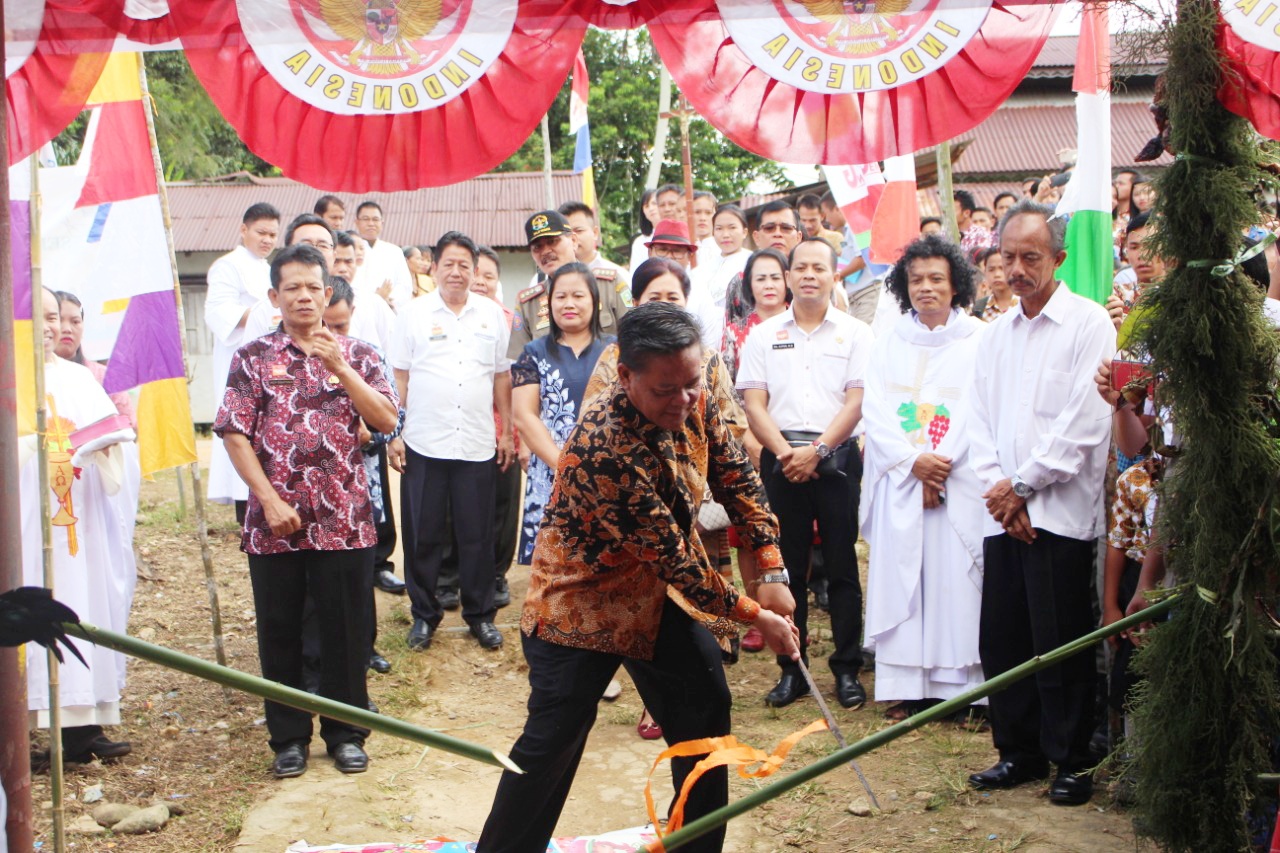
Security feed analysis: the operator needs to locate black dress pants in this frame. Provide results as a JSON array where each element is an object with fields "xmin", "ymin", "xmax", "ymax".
[
  {"xmin": 248, "ymin": 548, "xmax": 372, "ymax": 753},
  {"xmin": 478, "ymin": 599, "xmax": 732, "ymax": 853},
  {"xmin": 493, "ymin": 454, "xmax": 522, "ymax": 583},
  {"xmin": 979, "ymin": 531, "xmax": 1096, "ymax": 771},
  {"xmin": 402, "ymin": 447, "xmax": 497, "ymax": 628},
  {"xmin": 760, "ymin": 446, "xmax": 863, "ymax": 677},
  {"xmin": 373, "ymin": 444, "xmax": 398, "ymax": 573}
]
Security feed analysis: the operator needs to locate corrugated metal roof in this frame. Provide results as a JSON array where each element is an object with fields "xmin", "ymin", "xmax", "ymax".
[
  {"xmin": 167, "ymin": 171, "xmax": 585, "ymax": 253},
  {"xmin": 1028, "ymin": 34, "xmax": 1164, "ymax": 78},
  {"xmin": 953, "ymin": 100, "xmax": 1171, "ymax": 177}
]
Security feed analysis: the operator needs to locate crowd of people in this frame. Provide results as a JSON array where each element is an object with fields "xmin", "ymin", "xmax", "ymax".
[{"xmin": 29, "ymin": 164, "xmax": 1245, "ymax": 852}]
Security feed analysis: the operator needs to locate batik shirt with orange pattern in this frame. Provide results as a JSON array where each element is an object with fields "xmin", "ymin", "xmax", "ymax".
[{"xmin": 520, "ymin": 382, "xmax": 781, "ymax": 660}]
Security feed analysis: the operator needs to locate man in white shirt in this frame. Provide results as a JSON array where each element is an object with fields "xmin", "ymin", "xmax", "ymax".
[
  {"xmin": 738, "ymin": 237, "xmax": 876, "ymax": 711},
  {"xmin": 314, "ymin": 194, "xmax": 346, "ymax": 233},
  {"xmin": 353, "ymin": 200, "xmax": 412, "ymax": 311},
  {"xmin": 205, "ymin": 202, "xmax": 280, "ymax": 516},
  {"xmin": 967, "ymin": 200, "xmax": 1116, "ymax": 807},
  {"xmin": 388, "ymin": 232, "xmax": 515, "ymax": 653},
  {"xmin": 558, "ymin": 201, "xmax": 632, "ymax": 311}
]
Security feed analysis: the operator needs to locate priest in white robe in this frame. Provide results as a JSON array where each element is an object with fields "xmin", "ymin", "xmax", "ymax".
[
  {"xmin": 861, "ymin": 235, "xmax": 987, "ymax": 717},
  {"xmin": 204, "ymin": 203, "xmax": 279, "ymax": 509},
  {"xmin": 25, "ymin": 288, "xmax": 138, "ymax": 762}
]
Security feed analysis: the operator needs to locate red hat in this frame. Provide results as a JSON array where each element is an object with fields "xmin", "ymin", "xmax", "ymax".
[{"xmin": 645, "ymin": 219, "xmax": 698, "ymax": 251}]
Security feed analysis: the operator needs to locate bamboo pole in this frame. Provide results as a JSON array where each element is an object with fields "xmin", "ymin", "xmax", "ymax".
[
  {"xmin": 644, "ymin": 594, "xmax": 1181, "ymax": 852},
  {"xmin": 540, "ymin": 114, "xmax": 556, "ymax": 210},
  {"xmin": 61, "ymin": 621, "xmax": 521, "ymax": 773},
  {"xmin": 935, "ymin": 141, "xmax": 960, "ymax": 242},
  {"xmin": 678, "ymin": 97, "xmax": 696, "ymax": 269},
  {"xmin": 30, "ymin": 154, "xmax": 66, "ymax": 853},
  {"xmin": 136, "ymin": 57, "xmax": 230, "ymax": 688},
  {"xmin": 646, "ymin": 66, "xmax": 673, "ymax": 191}
]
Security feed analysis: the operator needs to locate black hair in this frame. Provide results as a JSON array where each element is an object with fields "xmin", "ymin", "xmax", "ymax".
[
  {"xmin": 1125, "ymin": 209, "xmax": 1153, "ymax": 238},
  {"xmin": 284, "ymin": 213, "xmax": 334, "ymax": 248},
  {"xmin": 243, "ymin": 202, "xmax": 281, "ymax": 226},
  {"xmin": 558, "ymin": 200, "xmax": 596, "ymax": 221},
  {"xmin": 693, "ymin": 190, "xmax": 717, "ymax": 204},
  {"xmin": 920, "ymin": 216, "xmax": 943, "ymax": 230},
  {"xmin": 740, "ymin": 249, "xmax": 790, "ymax": 315},
  {"xmin": 270, "ymin": 243, "xmax": 328, "ymax": 289},
  {"xmin": 993, "ymin": 191, "xmax": 1018, "ymax": 210},
  {"xmin": 819, "ymin": 191, "xmax": 837, "ymax": 208},
  {"xmin": 953, "ymin": 189, "xmax": 976, "ymax": 213},
  {"xmin": 639, "ymin": 188, "xmax": 657, "ymax": 236},
  {"xmin": 52, "ymin": 291, "xmax": 86, "ymax": 364},
  {"xmin": 328, "ymin": 276, "xmax": 355, "ymax": 308},
  {"xmin": 884, "ymin": 233, "xmax": 978, "ymax": 313},
  {"xmin": 632, "ymin": 257, "xmax": 691, "ymax": 303},
  {"xmin": 546, "ymin": 262, "xmax": 604, "ymax": 343},
  {"xmin": 796, "ymin": 193, "xmax": 823, "ymax": 211},
  {"xmin": 756, "ymin": 199, "xmax": 802, "ymax": 231},
  {"xmin": 477, "ymin": 244, "xmax": 501, "ymax": 274},
  {"xmin": 403, "ymin": 245, "xmax": 421, "ymax": 260},
  {"xmin": 788, "ymin": 235, "xmax": 839, "ymax": 269},
  {"xmin": 618, "ymin": 301, "xmax": 702, "ymax": 373},
  {"xmin": 656, "ymin": 183, "xmax": 683, "ymax": 199},
  {"xmin": 713, "ymin": 204, "xmax": 748, "ymax": 230},
  {"xmin": 313, "ymin": 195, "xmax": 344, "ymax": 216},
  {"xmin": 1241, "ymin": 235, "xmax": 1271, "ymax": 292},
  {"xmin": 434, "ymin": 230, "xmax": 479, "ymax": 265},
  {"xmin": 974, "ymin": 246, "xmax": 1001, "ymax": 268},
  {"xmin": 997, "ymin": 199, "xmax": 1067, "ymax": 256},
  {"xmin": 355, "ymin": 200, "xmax": 383, "ymax": 218},
  {"xmin": 973, "ymin": 206, "xmax": 995, "ymax": 220},
  {"xmin": 334, "ymin": 230, "xmax": 357, "ymax": 249}
]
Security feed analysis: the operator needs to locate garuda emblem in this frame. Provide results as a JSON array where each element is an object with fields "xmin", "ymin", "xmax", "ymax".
[
  {"xmin": 800, "ymin": 0, "xmax": 914, "ymax": 55},
  {"xmin": 314, "ymin": 0, "xmax": 458, "ymax": 76}
]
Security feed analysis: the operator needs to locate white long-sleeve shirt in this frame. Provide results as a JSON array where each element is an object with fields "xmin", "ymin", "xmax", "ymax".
[{"xmin": 968, "ymin": 282, "xmax": 1116, "ymax": 541}]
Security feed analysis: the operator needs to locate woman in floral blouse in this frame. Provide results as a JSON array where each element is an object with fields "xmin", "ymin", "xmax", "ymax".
[{"xmin": 511, "ymin": 262, "xmax": 614, "ymax": 564}]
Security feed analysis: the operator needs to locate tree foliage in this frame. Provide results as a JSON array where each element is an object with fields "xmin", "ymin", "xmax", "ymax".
[{"xmin": 495, "ymin": 28, "xmax": 789, "ymax": 260}]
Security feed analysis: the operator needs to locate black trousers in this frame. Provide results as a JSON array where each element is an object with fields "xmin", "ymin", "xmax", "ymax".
[
  {"xmin": 478, "ymin": 599, "xmax": 731, "ymax": 853},
  {"xmin": 402, "ymin": 447, "xmax": 497, "ymax": 627},
  {"xmin": 760, "ymin": 446, "xmax": 863, "ymax": 677},
  {"xmin": 373, "ymin": 444, "xmax": 398, "ymax": 573},
  {"xmin": 979, "ymin": 531, "xmax": 1096, "ymax": 770},
  {"xmin": 493, "ymin": 455, "xmax": 522, "ymax": 583},
  {"xmin": 247, "ymin": 548, "xmax": 372, "ymax": 753}
]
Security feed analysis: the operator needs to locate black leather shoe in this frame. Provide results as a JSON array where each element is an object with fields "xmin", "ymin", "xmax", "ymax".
[
  {"xmin": 407, "ymin": 619, "xmax": 433, "ymax": 651},
  {"xmin": 373, "ymin": 570, "xmax": 406, "ymax": 595},
  {"xmin": 835, "ymin": 673, "xmax": 867, "ymax": 710},
  {"xmin": 331, "ymin": 742, "xmax": 368, "ymax": 774},
  {"xmin": 437, "ymin": 588, "xmax": 460, "ymax": 611},
  {"xmin": 471, "ymin": 622, "xmax": 503, "ymax": 649},
  {"xmin": 765, "ymin": 671, "xmax": 810, "ymax": 707},
  {"xmin": 968, "ymin": 759, "xmax": 1050, "ymax": 790},
  {"xmin": 494, "ymin": 577, "xmax": 512, "ymax": 608},
  {"xmin": 272, "ymin": 743, "xmax": 308, "ymax": 779},
  {"xmin": 811, "ymin": 577, "xmax": 830, "ymax": 612},
  {"xmin": 1049, "ymin": 769, "xmax": 1094, "ymax": 805},
  {"xmin": 368, "ymin": 651, "xmax": 391, "ymax": 674}
]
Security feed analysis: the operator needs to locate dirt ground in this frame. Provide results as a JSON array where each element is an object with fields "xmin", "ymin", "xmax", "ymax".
[{"xmin": 28, "ymin": 451, "xmax": 1144, "ymax": 852}]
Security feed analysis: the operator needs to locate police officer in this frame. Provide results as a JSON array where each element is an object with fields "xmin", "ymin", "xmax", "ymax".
[
  {"xmin": 558, "ymin": 201, "xmax": 633, "ymax": 311},
  {"xmin": 508, "ymin": 210, "xmax": 631, "ymax": 361}
]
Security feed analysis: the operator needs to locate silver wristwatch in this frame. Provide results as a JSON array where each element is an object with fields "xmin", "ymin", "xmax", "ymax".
[
  {"xmin": 811, "ymin": 439, "xmax": 833, "ymax": 459},
  {"xmin": 1011, "ymin": 476, "xmax": 1033, "ymax": 499},
  {"xmin": 758, "ymin": 570, "xmax": 791, "ymax": 585}
]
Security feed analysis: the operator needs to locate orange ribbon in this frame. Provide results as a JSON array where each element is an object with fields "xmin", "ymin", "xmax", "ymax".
[{"xmin": 642, "ymin": 719, "xmax": 830, "ymax": 853}]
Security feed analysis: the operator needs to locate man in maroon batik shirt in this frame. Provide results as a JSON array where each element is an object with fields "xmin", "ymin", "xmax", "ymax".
[{"xmin": 215, "ymin": 243, "xmax": 399, "ymax": 779}]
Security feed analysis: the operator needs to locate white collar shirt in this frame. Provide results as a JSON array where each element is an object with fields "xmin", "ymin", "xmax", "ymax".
[
  {"xmin": 968, "ymin": 282, "xmax": 1117, "ymax": 540},
  {"xmin": 355, "ymin": 238, "xmax": 413, "ymax": 311},
  {"xmin": 736, "ymin": 305, "xmax": 874, "ymax": 434},
  {"xmin": 389, "ymin": 290, "xmax": 512, "ymax": 461}
]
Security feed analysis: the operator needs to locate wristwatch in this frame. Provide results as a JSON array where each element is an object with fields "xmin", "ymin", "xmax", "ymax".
[
  {"xmin": 1011, "ymin": 476, "xmax": 1034, "ymax": 499},
  {"xmin": 811, "ymin": 439, "xmax": 833, "ymax": 459},
  {"xmin": 758, "ymin": 570, "xmax": 791, "ymax": 586}
]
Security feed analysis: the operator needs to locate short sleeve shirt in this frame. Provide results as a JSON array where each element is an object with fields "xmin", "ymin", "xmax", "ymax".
[
  {"xmin": 736, "ymin": 306, "xmax": 874, "ymax": 433},
  {"xmin": 213, "ymin": 327, "xmax": 398, "ymax": 555}
]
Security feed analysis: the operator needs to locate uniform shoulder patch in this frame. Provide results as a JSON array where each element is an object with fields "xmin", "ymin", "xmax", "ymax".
[
  {"xmin": 512, "ymin": 312, "xmax": 524, "ymax": 331},
  {"xmin": 594, "ymin": 267, "xmax": 617, "ymax": 281},
  {"xmin": 518, "ymin": 283, "xmax": 546, "ymax": 303}
]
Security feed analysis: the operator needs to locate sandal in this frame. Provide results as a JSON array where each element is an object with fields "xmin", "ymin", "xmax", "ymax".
[
  {"xmin": 637, "ymin": 709, "xmax": 663, "ymax": 740},
  {"xmin": 882, "ymin": 699, "xmax": 940, "ymax": 721}
]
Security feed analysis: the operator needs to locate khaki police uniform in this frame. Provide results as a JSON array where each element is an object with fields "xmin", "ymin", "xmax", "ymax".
[{"xmin": 507, "ymin": 265, "xmax": 632, "ymax": 360}]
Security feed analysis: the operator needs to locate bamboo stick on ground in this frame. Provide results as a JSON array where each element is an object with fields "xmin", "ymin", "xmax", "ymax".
[
  {"xmin": 61, "ymin": 620, "xmax": 521, "ymax": 773},
  {"xmin": 644, "ymin": 594, "xmax": 1181, "ymax": 853}
]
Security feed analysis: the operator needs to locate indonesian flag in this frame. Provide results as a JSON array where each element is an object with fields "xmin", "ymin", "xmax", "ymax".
[
  {"xmin": 569, "ymin": 49, "xmax": 596, "ymax": 210},
  {"xmin": 824, "ymin": 162, "xmax": 884, "ymax": 264},
  {"xmin": 870, "ymin": 155, "xmax": 920, "ymax": 265},
  {"xmin": 1054, "ymin": 3, "xmax": 1112, "ymax": 305}
]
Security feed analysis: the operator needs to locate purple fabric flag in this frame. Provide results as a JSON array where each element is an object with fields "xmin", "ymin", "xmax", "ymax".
[
  {"xmin": 11, "ymin": 201, "xmax": 31, "ymax": 321},
  {"xmin": 102, "ymin": 290, "xmax": 184, "ymax": 394}
]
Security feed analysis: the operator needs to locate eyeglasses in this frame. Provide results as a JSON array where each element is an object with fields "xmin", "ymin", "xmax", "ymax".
[
  {"xmin": 356, "ymin": 215, "xmax": 382, "ymax": 223},
  {"xmin": 759, "ymin": 222, "xmax": 798, "ymax": 234},
  {"xmin": 300, "ymin": 239, "xmax": 334, "ymax": 251}
]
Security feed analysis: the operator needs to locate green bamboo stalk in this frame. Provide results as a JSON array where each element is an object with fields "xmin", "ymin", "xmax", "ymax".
[
  {"xmin": 62, "ymin": 621, "xmax": 521, "ymax": 774},
  {"xmin": 645, "ymin": 594, "xmax": 1180, "ymax": 852}
]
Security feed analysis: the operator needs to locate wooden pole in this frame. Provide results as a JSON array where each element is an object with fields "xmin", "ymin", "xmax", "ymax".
[
  {"xmin": 935, "ymin": 141, "xmax": 960, "ymax": 242},
  {"xmin": 678, "ymin": 97, "xmax": 696, "ymax": 268},
  {"xmin": 540, "ymin": 114, "xmax": 556, "ymax": 210},
  {"xmin": 137, "ymin": 56, "xmax": 230, "ymax": 685},
  {"xmin": 0, "ymin": 5, "xmax": 36, "ymax": 846},
  {"xmin": 31, "ymin": 153, "xmax": 66, "ymax": 853}
]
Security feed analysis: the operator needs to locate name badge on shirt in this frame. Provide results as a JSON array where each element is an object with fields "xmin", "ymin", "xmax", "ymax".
[
  {"xmin": 773, "ymin": 342, "xmax": 795, "ymax": 350},
  {"xmin": 268, "ymin": 363, "xmax": 294, "ymax": 386},
  {"xmin": 429, "ymin": 324, "xmax": 447, "ymax": 342}
]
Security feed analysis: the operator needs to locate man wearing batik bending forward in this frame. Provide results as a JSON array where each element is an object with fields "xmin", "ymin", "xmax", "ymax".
[{"xmin": 478, "ymin": 303, "xmax": 800, "ymax": 853}]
